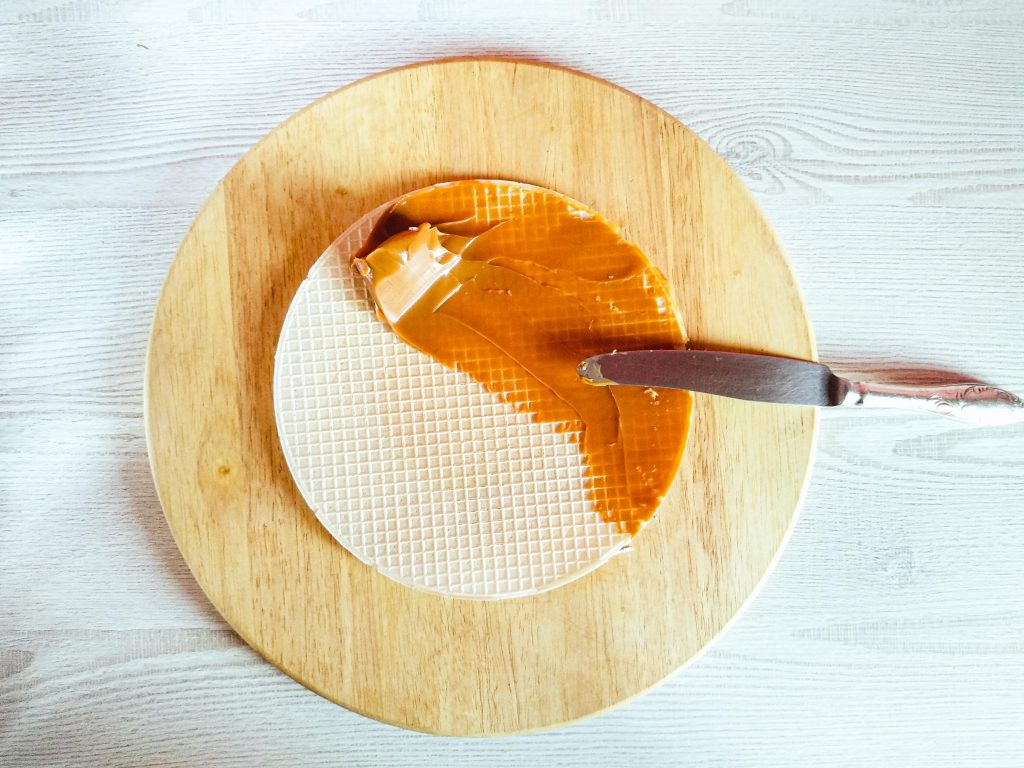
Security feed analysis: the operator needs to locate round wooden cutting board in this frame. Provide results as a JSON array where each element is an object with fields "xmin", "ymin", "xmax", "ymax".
[{"xmin": 145, "ymin": 59, "xmax": 816, "ymax": 735}]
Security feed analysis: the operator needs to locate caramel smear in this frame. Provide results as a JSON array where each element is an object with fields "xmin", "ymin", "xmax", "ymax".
[{"xmin": 352, "ymin": 180, "xmax": 692, "ymax": 535}]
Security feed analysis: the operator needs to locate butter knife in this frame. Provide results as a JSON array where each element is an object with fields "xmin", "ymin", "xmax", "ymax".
[{"xmin": 578, "ymin": 350, "xmax": 1024, "ymax": 427}]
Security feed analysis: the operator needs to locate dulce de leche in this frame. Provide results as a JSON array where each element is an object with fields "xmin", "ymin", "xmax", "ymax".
[{"xmin": 352, "ymin": 180, "xmax": 692, "ymax": 535}]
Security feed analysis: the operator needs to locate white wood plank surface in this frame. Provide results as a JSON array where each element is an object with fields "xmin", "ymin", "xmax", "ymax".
[{"xmin": 2, "ymin": 1, "xmax": 1023, "ymax": 765}]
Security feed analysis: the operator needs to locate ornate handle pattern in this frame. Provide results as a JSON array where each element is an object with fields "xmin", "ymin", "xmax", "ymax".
[{"xmin": 842, "ymin": 382, "xmax": 1024, "ymax": 427}]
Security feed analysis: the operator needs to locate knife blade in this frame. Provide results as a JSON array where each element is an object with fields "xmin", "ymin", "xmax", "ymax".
[
  {"xmin": 577, "ymin": 350, "xmax": 848, "ymax": 406},
  {"xmin": 576, "ymin": 349, "xmax": 1024, "ymax": 426}
]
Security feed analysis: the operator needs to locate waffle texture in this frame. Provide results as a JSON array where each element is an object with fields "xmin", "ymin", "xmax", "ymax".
[{"xmin": 275, "ymin": 182, "xmax": 688, "ymax": 598}]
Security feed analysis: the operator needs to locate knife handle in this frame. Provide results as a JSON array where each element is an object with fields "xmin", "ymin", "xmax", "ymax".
[{"xmin": 841, "ymin": 381, "xmax": 1024, "ymax": 426}]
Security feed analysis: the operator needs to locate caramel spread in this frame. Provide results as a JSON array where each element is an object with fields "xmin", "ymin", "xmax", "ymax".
[{"xmin": 353, "ymin": 181, "xmax": 691, "ymax": 535}]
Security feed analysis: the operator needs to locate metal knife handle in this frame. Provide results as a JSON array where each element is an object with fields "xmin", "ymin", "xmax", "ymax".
[{"xmin": 841, "ymin": 381, "xmax": 1024, "ymax": 426}]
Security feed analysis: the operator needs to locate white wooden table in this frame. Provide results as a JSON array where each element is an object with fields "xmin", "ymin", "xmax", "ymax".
[{"xmin": 3, "ymin": 2, "xmax": 1023, "ymax": 765}]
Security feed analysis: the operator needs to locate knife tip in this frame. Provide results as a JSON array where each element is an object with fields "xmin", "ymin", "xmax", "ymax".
[{"xmin": 578, "ymin": 357, "xmax": 612, "ymax": 386}]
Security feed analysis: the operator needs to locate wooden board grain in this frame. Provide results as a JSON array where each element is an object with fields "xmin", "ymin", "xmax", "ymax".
[{"xmin": 144, "ymin": 58, "xmax": 816, "ymax": 735}]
